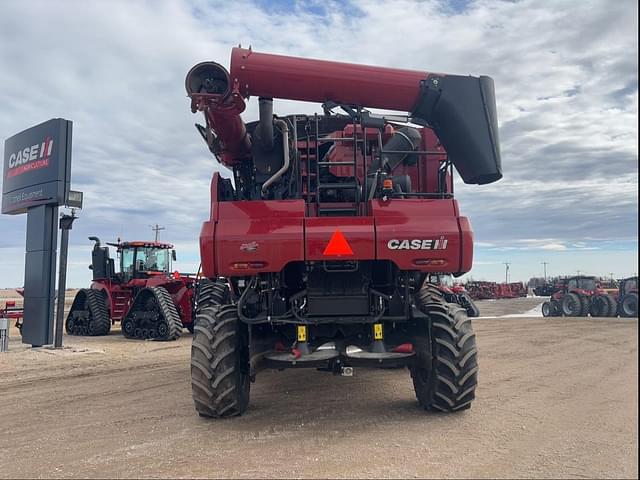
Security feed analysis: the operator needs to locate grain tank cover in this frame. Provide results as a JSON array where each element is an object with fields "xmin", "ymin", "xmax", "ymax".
[{"xmin": 412, "ymin": 75, "xmax": 502, "ymax": 185}]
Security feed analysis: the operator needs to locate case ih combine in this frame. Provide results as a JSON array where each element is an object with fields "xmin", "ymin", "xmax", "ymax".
[
  {"xmin": 66, "ymin": 237, "xmax": 198, "ymax": 340},
  {"xmin": 185, "ymin": 47, "xmax": 501, "ymax": 417}
]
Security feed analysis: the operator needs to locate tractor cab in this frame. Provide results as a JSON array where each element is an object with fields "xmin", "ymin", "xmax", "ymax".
[
  {"xmin": 564, "ymin": 276, "xmax": 598, "ymax": 293},
  {"xmin": 116, "ymin": 241, "xmax": 176, "ymax": 281},
  {"xmin": 88, "ymin": 236, "xmax": 176, "ymax": 283}
]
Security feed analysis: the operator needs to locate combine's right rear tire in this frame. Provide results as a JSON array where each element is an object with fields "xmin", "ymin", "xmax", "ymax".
[
  {"xmin": 191, "ymin": 304, "xmax": 250, "ymax": 418},
  {"xmin": 561, "ymin": 293, "xmax": 583, "ymax": 317},
  {"xmin": 590, "ymin": 295, "xmax": 610, "ymax": 317},
  {"xmin": 459, "ymin": 292, "xmax": 480, "ymax": 318},
  {"xmin": 65, "ymin": 289, "xmax": 111, "ymax": 336},
  {"xmin": 411, "ymin": 285, "xmax": 478, "ymax": 412},
  {"xmin": 620, "ymin": 293, "xmax": 638, "ymax": 318}
]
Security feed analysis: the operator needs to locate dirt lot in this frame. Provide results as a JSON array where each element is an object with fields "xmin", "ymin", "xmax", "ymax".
[{"xmin": 0, "ymin": 296, "xmax": 637, "ymax": 479}]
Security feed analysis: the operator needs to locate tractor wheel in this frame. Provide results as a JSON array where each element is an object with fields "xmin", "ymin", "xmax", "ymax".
[
  {"xmin": 561, "ymin": 293, "xmax": 583, "ymax": 317},
  {"xmin": 550, "ymin": 299, "xmax": 561, "ymax": 316},
  {"xmin": 579, "ymin": 295, "xmax": 591, "ymax": 316},
  {"xmin": 191, "ymin": 304, "xmax": 250, "ymax": 418},
  {"xmin": 605, "ymin": 295, "xmax": 618, "ymax": 317},
  {"xmin": 620, "ymin": 293, "xmax": 638, "ymax": 318},
  {"xmin": 411, "ymin": 284, "xmax": 478, "ymax": 412},
  {"xmin": 65, "ymin": 289, "xmax": 110, "ymax": 336},
  {"xmin": 589, "ymin": 295, "xmax": 610, "ymax": 318},
  {"xmin": 542, "ymin": 301, "xmax": 553, "ymax": 317},
  {"xmin": 196, "ymin": 278, "xmax": 230, "ymax": 310},
  {"xmin": 459, "ymin": 292, "xmax": 480, "ymax": 318},
  {"xmin": 149, "ymin": 287, "xmax": 183, "ymax": 341}
]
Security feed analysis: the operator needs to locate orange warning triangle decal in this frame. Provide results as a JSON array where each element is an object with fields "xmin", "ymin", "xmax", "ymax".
[{"xmin": 323, "ymin": 229, "xmax": 353, "ymax": 256}]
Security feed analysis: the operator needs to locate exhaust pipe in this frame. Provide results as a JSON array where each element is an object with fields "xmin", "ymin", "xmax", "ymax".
[
  {"xmin": 257, "ymin": 97, "xmax": 274, "ymax": 151},
  {"xmin": 261, "ymin": 119, "xmax": 290, "ymax": 195}
]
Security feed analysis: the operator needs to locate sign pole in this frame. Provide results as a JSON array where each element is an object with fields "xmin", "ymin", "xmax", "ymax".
[{"xmin": 54, "ymin": 210, "xmax": 77, "ymax": 348}]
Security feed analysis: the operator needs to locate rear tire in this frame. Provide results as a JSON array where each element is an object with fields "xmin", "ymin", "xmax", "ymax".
[
  {"xmin": 589, "ymin": 295, "xmax": 610, "ymax": 317},
  {"xmin": 605, "ymin": 295, "xmax": 618, "ymax": 317},
  {"xmin": 411, "ymin": 285, "xmax": 478, "ymax": 412},
  {"xmin": 542, "ymin": 301, "xmax": 553, "ymax": 317},
  {"xmin": 561, "ymin": 293, "xmax": 583, "ymax": 317},
  {"xmin": 191, "ymin": 304, "xmax": 250, "ymax": 418},
  {"xmin": 197, "ymin": 278, "xmax": 229, "ymax": 308},
  {"xmin": 620, "ymin": 293, "xmax": 638, "ymax": 317}
]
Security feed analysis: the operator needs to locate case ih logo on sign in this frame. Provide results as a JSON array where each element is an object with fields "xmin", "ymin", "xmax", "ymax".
[
  {"xmin": 6, "ymin": 138, "xmax": 54, "ymax": 178},
  {"xmin": 2, "ymin": 118, "xmax": 72, "ymax": 214}
]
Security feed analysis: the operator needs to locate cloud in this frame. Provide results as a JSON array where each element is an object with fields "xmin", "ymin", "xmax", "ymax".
[{"xmin": 0, "ymin": 0, "xmax": 637, "ymax": 286}]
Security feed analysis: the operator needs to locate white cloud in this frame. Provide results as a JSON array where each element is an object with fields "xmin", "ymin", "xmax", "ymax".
[{"xmin": 0, "ymin": 0, "xmax": 637, "ymax": 286}]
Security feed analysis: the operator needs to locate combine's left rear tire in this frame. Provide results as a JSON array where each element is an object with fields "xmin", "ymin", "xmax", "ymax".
[
  {"xmin": 191, "ymin": 304, "xmax": 250, "ymax": 418},
  {"xmin": 411, "ymin": 285, "xmax": 478, "ymax": 412}
]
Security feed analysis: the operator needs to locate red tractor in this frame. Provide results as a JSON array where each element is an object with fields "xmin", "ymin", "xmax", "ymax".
[
  {"xmin": 185, "ymin": 47, "xmax": 501, "ymax": 416},
  {"xmin": 66, "ymin": 237, "xmax": 200, "ymax": 340},
  {"xmin": 542, "ymin": 275, "xmax": 615, "ymax": 317},
  {"xmin": 616, "ymin": 276, "xmax": 638, "ymax": 317}
]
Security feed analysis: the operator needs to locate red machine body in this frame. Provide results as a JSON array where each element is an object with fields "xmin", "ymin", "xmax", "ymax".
[
  {"xmin": 66, "ymin": 238, "xmax": 196, "ymax": 340},
  {"xmin": 186, "ymin": 48, "xmax": 502, "ymax": 417}
]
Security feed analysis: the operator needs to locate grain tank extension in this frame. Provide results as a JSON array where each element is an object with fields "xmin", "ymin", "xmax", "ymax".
[{"xmin": 186, "ymin": 47, "xmax": 502, "ymax": 417}]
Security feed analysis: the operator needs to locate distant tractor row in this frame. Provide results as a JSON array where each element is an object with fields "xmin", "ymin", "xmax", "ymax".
[
  {"xmin": 465, "ymin": 281, "xmax": 527, "ymax": 300},
  {"xmin": 542, "ymin": 275, "xmax": 638, "ymax": 318}
]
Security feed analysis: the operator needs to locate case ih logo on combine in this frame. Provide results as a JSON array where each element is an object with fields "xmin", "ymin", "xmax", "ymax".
[
  {"xmin": 6, "ymin": 137, "xmax": 54, "ymax": 178},
  {"xmin": 387, "ymin": 237, "xmax": 449, "ymax": 250}
]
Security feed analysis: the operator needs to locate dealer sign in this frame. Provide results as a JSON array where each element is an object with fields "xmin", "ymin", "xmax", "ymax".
[{"xmin": 2, "ymin": 118, "xmax": 72, "ymax": 214}]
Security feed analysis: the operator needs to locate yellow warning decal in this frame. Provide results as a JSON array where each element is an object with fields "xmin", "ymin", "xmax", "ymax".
[
  {"xmin": 373, "ymin": 323, "xmax": 383, "ymax": 340},
  {"xmin": 297, "ymin": 325, "xmax": 307, "ymax": 342}
]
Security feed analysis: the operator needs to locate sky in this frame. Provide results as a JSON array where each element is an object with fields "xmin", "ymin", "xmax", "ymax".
[{"xmin": 0, "ymin": 0, "xmax": 637, "ymax": 287}]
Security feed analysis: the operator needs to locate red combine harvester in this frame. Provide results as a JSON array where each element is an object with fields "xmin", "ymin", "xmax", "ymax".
[
  {"xmin": 66, "ymin": 237, "xmax": 199, "ymax": 340},
  {"xmin": 541, "ymin": 275, "xmax": 615, "ymax": 317},
  {"xmin": 186, "ymin": 47, "xmax": 501, "ymax": 416}
]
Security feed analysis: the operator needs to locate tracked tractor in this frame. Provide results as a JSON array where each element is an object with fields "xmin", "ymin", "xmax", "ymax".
[
  {"xmin": 66, "ymin": 237, "xmax": 199, "ymax": 340},
  {"xmin": 185, "ymin": 47, "xmax": 502, "ymax": 417}
]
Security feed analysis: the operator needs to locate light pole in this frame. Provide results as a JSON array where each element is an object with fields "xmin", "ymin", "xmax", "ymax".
[
  {"xmin": 541, "ymin": 262, "xmax": 549, "ymax": 281},
  {"xmin": 503, "ymin": 262, "xmax": 511, "ymax": 284}
]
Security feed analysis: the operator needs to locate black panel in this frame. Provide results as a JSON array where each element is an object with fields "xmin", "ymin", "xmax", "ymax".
[{"xmin": 412, "ymin": 75, "xmax": 502, "ymax": 185}]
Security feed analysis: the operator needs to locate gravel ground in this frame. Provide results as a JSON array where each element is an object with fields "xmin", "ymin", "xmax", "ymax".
[{"xmin": 0, "ymin": 296, "xmax": 637, "ymax": 479}]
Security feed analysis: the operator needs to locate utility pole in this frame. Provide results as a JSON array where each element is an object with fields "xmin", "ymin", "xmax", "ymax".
[
  {"xmin": 150, "ymin": 224, "xmax": 165, "ymax": 242},
  {"xmin": 609, "ymin": 272, "xmax": 614, "ymax": 281},
  {"xmin": 541, "ymin": 261, "xmax": 549, "ymax": 281},
  {"xmin": 577, "ymin": 270, "xmax": 582, "ymax": 276},
  {"xmin": 503, "ymin": 262, "xmax": 511, "ymax": 284}
]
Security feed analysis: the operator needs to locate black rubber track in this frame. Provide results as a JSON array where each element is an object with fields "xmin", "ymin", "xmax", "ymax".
[
  {"xmin": 412, "ymin": 284, "xmax": 478, "ymax": 412},
  {"xmin": 191, "ymin": 304, "xmax": 250, "ymax": 418},
  {"xmin": 150, "ymin": 286, "xmax": 183, "ymax": 341},
  {"xmin": 65, "ymin": 289, "xmax": 111, "ymax": 336}
]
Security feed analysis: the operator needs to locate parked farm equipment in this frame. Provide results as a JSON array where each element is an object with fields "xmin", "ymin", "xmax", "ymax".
[
  {"xmin": 66, "ymin": 237, "xmax": 200, "ymax": 340},
  {"xmin": 541, "ymin": 276, "xmax": 616, "ymax": 317},
  {"xmin": 185, "ymin": 47, "xmax": 501, "ymax": 416},
  {"xmin": 616, "ymin": 276, "xmax": 638, "ymax": 317}
]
